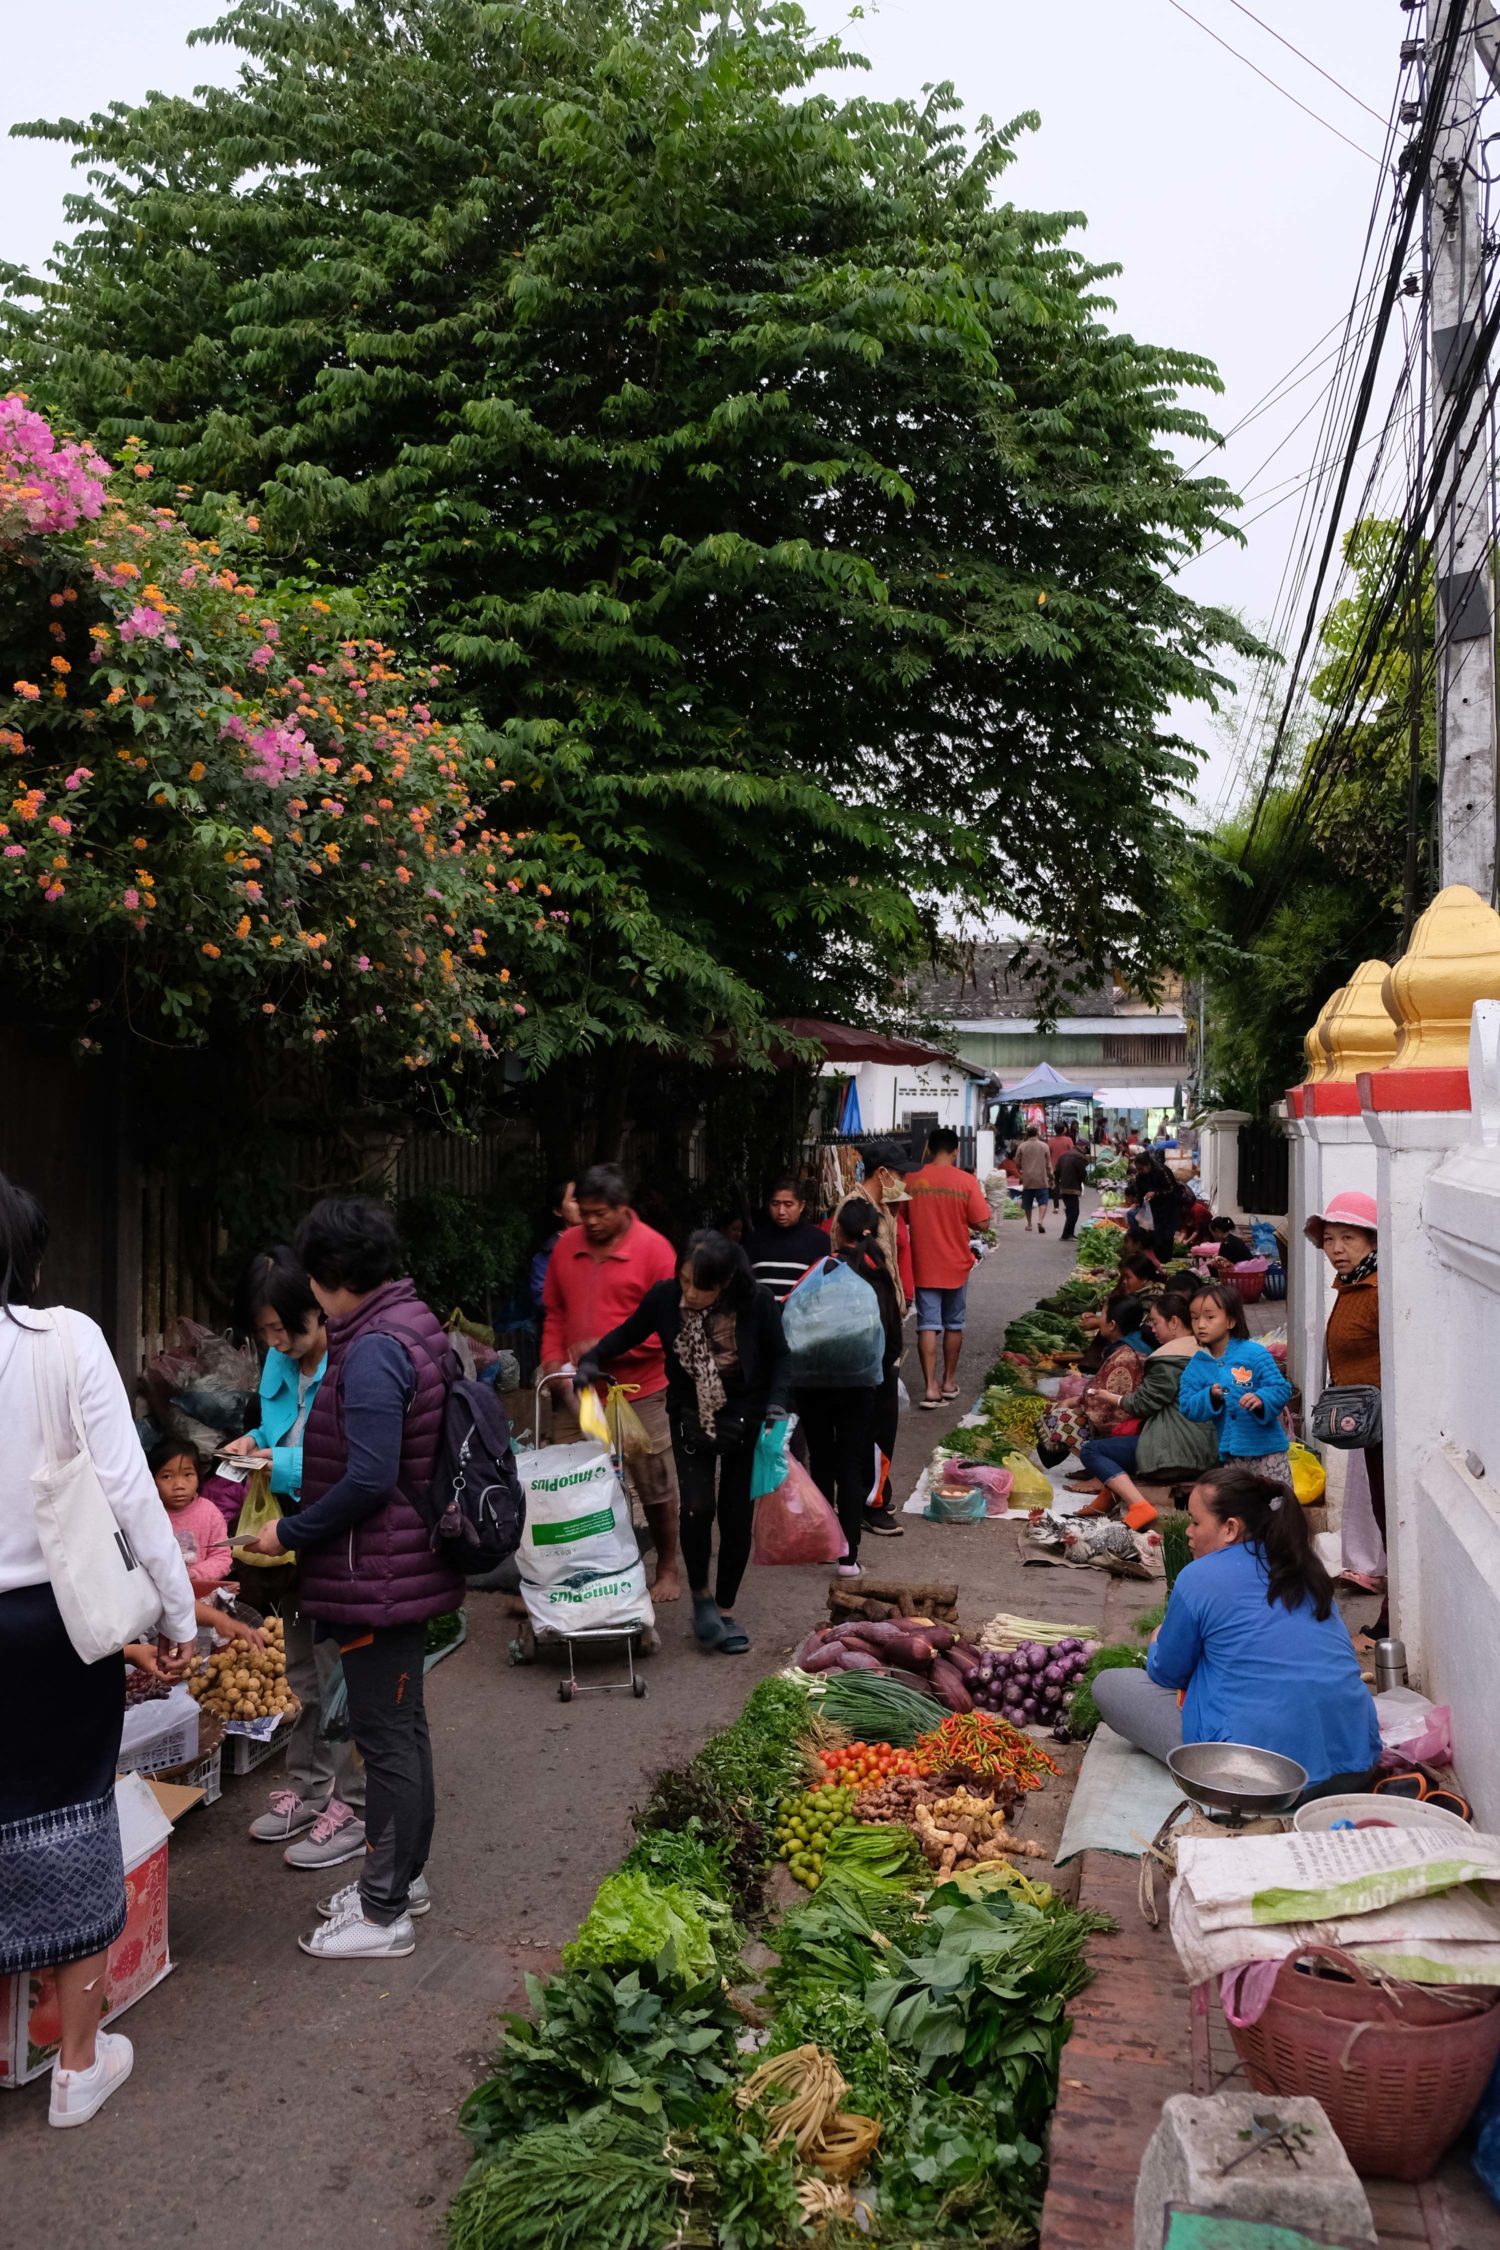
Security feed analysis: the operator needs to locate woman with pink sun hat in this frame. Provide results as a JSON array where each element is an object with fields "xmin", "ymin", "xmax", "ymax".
[{"xmin": 1306, "ymin": 1190, "xmax": 1385, "ymax": 1630}]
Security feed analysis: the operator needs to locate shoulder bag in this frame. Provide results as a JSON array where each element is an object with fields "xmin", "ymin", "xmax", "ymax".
[
  {"xmin": 30, "ymin": 1307, "xmax": 161, "ymax": 1662},
  {"xmin": 1309, "ymin": 1383, "xmax": 1383, "ymax": 1449}
]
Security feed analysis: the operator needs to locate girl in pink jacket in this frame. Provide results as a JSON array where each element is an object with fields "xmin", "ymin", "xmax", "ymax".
[{"xmin": 149, "ymin": 1438, "xmax": 233, "ymax": 1596}]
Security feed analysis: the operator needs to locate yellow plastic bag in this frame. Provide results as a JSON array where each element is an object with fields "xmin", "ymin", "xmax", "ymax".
[
  {"xmin": 232, "ymin": 1466, "xmax": 296, "ymax": 1569},
  {"xmin": 1000, "ymin": 1450, "xmax": 1054, "ymax": 1507},
  {"xmin": 1288, "ymin": 1441, "xmax": 1326, "ymax": 1506},
  {"xmin": 578, "ymin": 1381, "xmax": 651, "ymax": 1460}
]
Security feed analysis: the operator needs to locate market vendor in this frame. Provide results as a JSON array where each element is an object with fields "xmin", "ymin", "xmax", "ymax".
[
  {"xmin": 1091, "ymin": 1464, "xmax": 1381, "ymax": 1794},
  {"xmin": 1071, "ymin": 1292, "xmax": 1218, "ymax": 1523}
]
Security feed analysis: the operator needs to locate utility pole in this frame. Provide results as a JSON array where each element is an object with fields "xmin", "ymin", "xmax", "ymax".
[{"xmin": 1426, "ymin": 0, "xmax": 1498, "ymax": 901}]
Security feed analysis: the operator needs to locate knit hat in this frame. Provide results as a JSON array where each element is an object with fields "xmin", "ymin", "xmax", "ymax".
[{"xmin": 1304, "ymin": 1188, "xmax": 1378, "ymax": 1247}]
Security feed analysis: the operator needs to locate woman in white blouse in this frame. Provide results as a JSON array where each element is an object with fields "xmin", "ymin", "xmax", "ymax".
[{"xmin": 0, "ymin": 1174, "xmax": 195, "ymax": 2127}]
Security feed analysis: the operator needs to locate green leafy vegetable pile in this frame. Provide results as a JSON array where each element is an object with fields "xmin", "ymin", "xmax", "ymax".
[
  {"xmin": 562, "ymin": 1870, "xmax": 734, "ymax": 1985},
  {"xmin": 1073, "ymin": 1224, "xmax": 1124, "ymax": 1271}
]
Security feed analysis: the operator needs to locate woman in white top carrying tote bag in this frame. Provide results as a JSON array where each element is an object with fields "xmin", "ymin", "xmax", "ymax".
[{"xmin": 0, "ymin": 1174, "xmax": 196, "ymax": 2128}]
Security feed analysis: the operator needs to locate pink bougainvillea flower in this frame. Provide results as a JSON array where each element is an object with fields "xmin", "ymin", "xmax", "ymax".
[{"xmin": 118, "ymin": 604, "xmax": 167, "ymax": 644}]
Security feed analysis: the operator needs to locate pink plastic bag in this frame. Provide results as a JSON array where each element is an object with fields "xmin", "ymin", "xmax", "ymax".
[
  {"xmin": 752, "ymin": 1456, "xmax": 847, "ymax": 1566},
  {"xmin": 1053, "ymin": 1373, "xmax": 1087, "ymax": 1402},
  {"xmin": 941, "ymin": 1460, "xmax": 1016, "ymax": 1517}
]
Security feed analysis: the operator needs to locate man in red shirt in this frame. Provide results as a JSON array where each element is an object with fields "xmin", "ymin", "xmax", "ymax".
[
  {"xmin": 905, "ymin": 1130, "xmax": 993, "ymax": 1407},
  {"xmin": 541, "ymin": 1163, "xmax": 681, "ymax": 1600}
]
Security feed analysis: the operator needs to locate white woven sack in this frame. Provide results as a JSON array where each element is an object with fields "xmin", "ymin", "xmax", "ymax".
[
  {"xmin": 517, "ymin": 1439, "xmax": 654, "ymax": 1635},
  {"xmin": 30, "ymin": 1309, "xmax": 160, "ymax": 1662}
]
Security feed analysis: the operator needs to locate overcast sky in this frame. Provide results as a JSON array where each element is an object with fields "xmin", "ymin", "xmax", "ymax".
[{"xmin": 1, "ymin": 0, "xmax": 1409, "ymax": 820}]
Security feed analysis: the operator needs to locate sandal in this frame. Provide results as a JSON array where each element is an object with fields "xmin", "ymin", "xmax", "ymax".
[
  {"xmin": 919, "ymin": 1395, "xmax": 943, "ymax": 1411},
  {"xmin": 716, "ymin": 1615, "xmax": 751, "ymax": 1655},
  {"xmin": 692, "ymin": 1594, "xmax": 726, "ymax": 1649}
]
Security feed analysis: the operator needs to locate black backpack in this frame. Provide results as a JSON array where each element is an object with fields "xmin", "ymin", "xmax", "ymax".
[{"xmin": 423, "ymin": 1374, "xmax": 527, "ymax": 1575}]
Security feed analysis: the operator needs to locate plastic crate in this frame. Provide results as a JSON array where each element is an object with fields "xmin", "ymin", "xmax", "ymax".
[
  {"xmin": 150, "ymin": 1742, "xmax": 223, "ymax": 1808},
  {"xmin": 117, "ymin": 1688, "xmax": 199, "ymax": 1777},
  {"xmin": 225, "ymin": 1702, "xmax": 298, "ymax": 1775}
]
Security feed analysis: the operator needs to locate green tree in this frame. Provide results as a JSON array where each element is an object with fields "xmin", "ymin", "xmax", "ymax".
[
  {"xmin": 5, "ymin": 0, "xmax": 1252, "ymax": 1053},
  {"xmin": 1184, "ymin": 518, "xmax": 1435, "ymax": 1114}
]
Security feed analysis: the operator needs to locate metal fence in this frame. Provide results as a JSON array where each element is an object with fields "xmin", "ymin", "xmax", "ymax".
[
  {"xmin": 1236, "ymin": 1120, "xmax": 1290, "ymax": 1217},
  {"xmin": 801, "ymin": 1126, "xmax": 977, "ymax": 1172}
]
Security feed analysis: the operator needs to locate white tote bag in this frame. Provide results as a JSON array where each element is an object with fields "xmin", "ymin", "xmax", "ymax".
[{"xmin": 30, "ymin": 1309, "xmax": 161, "ymax": 1663}]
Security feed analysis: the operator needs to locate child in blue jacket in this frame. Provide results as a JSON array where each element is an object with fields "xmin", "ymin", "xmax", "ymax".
[{"xmin": 1179, "ymin": 1282, "xmax": 1293, "ymax": 1489}]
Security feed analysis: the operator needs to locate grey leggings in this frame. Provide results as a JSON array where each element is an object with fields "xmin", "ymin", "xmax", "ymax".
[{"xmin": 1091, "ymin": 1666, "xmax": 1184, "ymax": 1762}]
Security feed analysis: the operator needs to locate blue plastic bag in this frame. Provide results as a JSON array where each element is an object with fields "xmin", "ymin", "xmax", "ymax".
[
  {"xmin": 781, "ymin": 1259, "xmax": 884, "ymax": 1389},
  {"xmin": 750, "ymin": 1418, "xmax": 791, "ymax": 1501}
]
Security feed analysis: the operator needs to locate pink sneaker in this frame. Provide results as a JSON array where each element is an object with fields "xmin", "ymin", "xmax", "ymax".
[
  {"xmin": 282, "ymin": 1797, "xmax": 366, "ymax": 1870},
  {"xmin": 248, "ymin": 1788, "xmax": 318, "ymax": 1843}
]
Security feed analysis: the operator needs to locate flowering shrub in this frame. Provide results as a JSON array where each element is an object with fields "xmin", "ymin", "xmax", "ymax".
[{"xmin": 0, "ymin": 399, "xmax": 563, "ymax": 1078}]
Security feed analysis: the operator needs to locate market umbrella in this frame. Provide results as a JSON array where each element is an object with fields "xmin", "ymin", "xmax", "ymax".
[
  {"xmin": 839, "ymin": 1077, "xmax": 863, "ymax": 1133},
  {"xmin": 998, "ymin": 1060, "xmax": 1098, "ymax": 1104}
]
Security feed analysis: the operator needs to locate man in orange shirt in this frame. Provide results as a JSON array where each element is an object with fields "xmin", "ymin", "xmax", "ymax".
[
  {"xmin": 905, "ymin": 1130, "xmax": 993, "ymax": 1408},
  {"xmin": 541, "ymin": 1163, "xmax": 682, "ymax": 1600}
]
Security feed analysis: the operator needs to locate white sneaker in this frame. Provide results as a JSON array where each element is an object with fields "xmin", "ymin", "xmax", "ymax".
[
  {"xmin": 836, "ymin": 1560, "xmax": 863, "ymax": 1579},
  {"xmin": 49, "ymin": 2031, "xmax": 134, "ymax": 2127},
  {"xmin": 298, "ymin": 1906, "xmax": 416, "ymax": 1960},
  {"xmin": 317, "ymin": 1872, "xmax": 431, "ymax": 1920}
]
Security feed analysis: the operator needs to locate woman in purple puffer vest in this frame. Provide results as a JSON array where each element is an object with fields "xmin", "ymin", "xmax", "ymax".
[{"xmin": 244, "ymin": 1197, "xmax": 459, "ymax": 1962}]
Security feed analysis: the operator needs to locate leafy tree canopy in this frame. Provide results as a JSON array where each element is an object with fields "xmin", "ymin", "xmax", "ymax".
[{"xmin": 4, "ymin": 0, "xmax": 1254, "ymax": 1050}]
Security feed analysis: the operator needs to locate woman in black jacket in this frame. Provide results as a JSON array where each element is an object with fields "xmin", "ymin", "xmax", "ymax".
[
  {"xmin": 796, "ymin": 1201, "xmax": 905, "ymax": 1578},
  {"xmin": 580, "ymin": 1231, "xmax": 789, "ymax": 1656}
]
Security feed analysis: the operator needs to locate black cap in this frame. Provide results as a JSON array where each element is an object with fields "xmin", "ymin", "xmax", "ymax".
[{"xmin": 860, "ymin": 1139, "xmax": 911, "ymax": 1176}]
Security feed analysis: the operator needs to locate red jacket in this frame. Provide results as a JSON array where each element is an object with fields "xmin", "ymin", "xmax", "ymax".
[{"xmin": 541, "ymin": 1213, "xmax": 678, "ymax": 1397}]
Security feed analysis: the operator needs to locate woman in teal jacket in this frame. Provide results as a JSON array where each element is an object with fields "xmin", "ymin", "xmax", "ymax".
[{"xmin": 223, "ymin": 1251, "xmax": 365, "ymax": 1871}]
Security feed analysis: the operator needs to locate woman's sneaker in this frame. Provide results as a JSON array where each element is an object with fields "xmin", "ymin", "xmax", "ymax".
[
  {"xmin": 283, "ymin": 1797, "xmax": 365, "ymax": 1869},
  {"xmin": 248, "ymin": 1788, "xmax": 319, "ymax": 1843},
  {"xmin": 317, "ymin": 1873, "xmax": 431, "ymax": 1920},
  {"xmin": 836, "ymin": 1558, "xmax": 863, "ymax": 1579},
  {"xmin": 298, "ymin": 1900, "xmax": 416, "ymax": 1960},
  {"xmin": 49, "ymin": 2032, "xmax": 134, "ymax": 2127}
]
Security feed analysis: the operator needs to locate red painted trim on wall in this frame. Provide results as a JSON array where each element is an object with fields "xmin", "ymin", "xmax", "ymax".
[{"xmin": 1357, "ymin": 1066, "xmax": 1472, "ymax": 1112}]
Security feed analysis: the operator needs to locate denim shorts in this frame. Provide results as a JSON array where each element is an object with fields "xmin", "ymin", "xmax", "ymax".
[
  {"xmin": 1020, "ymin": 1186, "xmax": 1050, "ymax": 1212},
  {"xmin": 915, "ymin": 1283, "xmax": 969, "ymax": 1332}
]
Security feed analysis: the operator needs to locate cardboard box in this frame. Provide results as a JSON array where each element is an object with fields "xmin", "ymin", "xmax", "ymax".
[{"xmin": 0, "ymin": 1773, "xmax": 177, "ymax": 2088}]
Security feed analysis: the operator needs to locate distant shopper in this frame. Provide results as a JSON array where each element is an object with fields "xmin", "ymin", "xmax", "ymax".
[
  {"xmin": 0, "ymin": 1173, "xmax": 196, "ymax": 2126},
  {"xmin": 580, "ymin": 1232, "xmax": 789, "ymax": 1654},
  {"xmin": 1015, "ymin": 1127, "xmax": 1053, "ymax": 1233},
  {"xmin": 905, "ymin": 1129, "xmax": 991, "ymax": 1409},
  {"xmin": 541, "ymin": 1164, "xmax": 682, "ymax": 1603},
  {"xmin": 1047, "ymin": 1120, "xmax": 1075, "ymax": 1174},
  {"xmin": 529, "ymin": 1178, "xmax": 581, "ymax": 1315},
  {"xmin": 834, "ymin": 1150, "xmax": 912, "ymax": 1538},
  {"xmin": 744, "ymin": 1178, "xmax": 829, "ymax": 1303},
  {"xmin": 245, "ymin": 1199, "xmax": 459, "ymax": 1961},
  {"xmin": 1054, "ymin": 1137, "xmax": 1091, "ymax": 1241},
  {"xmin": 1208, "ymin": 1215, "xmax": 1254, "ymax": 1267},
  {"xmin": 797, "ymin": 1201, "xmax": 905, "ymax": 1576},
  {"xmin": 224, "ymin": 1249, "xmax": 360, "ymax": 1869}
]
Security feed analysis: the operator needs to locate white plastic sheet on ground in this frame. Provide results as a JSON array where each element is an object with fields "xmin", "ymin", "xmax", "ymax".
[{"xmin": 516, "ymin": 1439, "xmax": 654, "ymax": 1636}]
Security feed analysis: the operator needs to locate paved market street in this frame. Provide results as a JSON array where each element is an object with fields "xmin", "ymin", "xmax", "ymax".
[{"xmin": 1, "ymin": 1202, "xmax": 1150, "ymax": 2245}]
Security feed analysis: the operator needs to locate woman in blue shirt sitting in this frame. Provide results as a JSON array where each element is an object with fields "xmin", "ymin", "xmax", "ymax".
[{"xmin": 1093, "ymin": 1464, "xmax": 1381, "ymax": 1795}]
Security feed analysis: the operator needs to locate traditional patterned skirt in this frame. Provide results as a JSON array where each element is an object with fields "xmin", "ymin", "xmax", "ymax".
[{"xmin": 0, "ymin": 1583, "xmax": 127, "ymax": 1976}]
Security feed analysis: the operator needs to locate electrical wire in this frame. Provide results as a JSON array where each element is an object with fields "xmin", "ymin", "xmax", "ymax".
[
  {"xmin": 1234, "ymin": 0, "xmax": 1468, "ymax": 858},
  {"xmin": 1218, "ymin": 0, "xmax": 1391, "ymax": 127},
  {"xmin": 1166, "ymin": 0, "xmax": 1384, "ymax": 162}
]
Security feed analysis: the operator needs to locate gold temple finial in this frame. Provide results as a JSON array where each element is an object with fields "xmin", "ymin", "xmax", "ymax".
[
  {"xmin": 1322, "ymin": 959, "xmax": 1399, "ymax": 1080},
  {"xmin": 1302, "ymin": 985, "xmax": 1345, "ymax": 1083},
  {"xmin": 1384, "ymin": 885, "xmax": 1500, "ymax": 1068}
]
